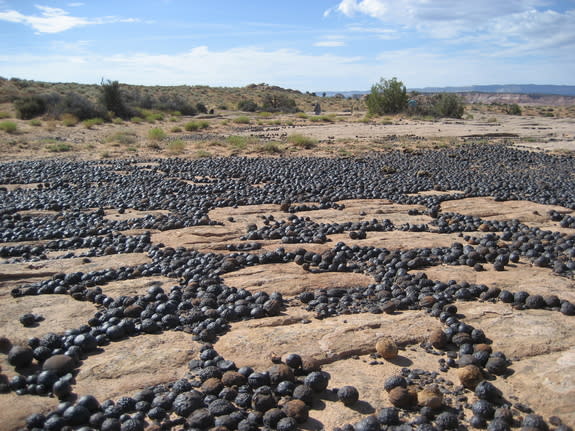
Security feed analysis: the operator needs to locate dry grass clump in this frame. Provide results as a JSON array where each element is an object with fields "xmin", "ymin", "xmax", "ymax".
[
  {"xmin": 167, "ymin": 139, "xmax": 186, "ymax": 154},
  {"xmin": 106, "ymin": 130, "xmax": 137, "ymax": 146},
  {"xmin": 287, "ymin": 134, "xmax": 317, "ymax": 149}
]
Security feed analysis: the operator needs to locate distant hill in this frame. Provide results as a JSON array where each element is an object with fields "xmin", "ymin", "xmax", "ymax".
[
  {"xmin": 320, "ymin": 84, "xmax": 575, "ymax": 98},
  {"xmin": 412, "ymin": 84, "xmax": 575, "ymax": 97}
]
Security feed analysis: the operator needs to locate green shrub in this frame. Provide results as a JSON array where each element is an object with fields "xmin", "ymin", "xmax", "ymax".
[
  {"xmin": 14, "ymin": 96, "xmax": 46, "ymax": 119},
  {"xmin": 46, "ymin": 92, "xmax": 102, "ymax": 120},
  {"xmin": 46, "ymin": 142, "xmax": 72, "ymax": 152},
  {"xmin": 0, "ymin": 112, "xmax": 10, "ymax": 119},
  {"xmin": 432, "ymin": 93, "xmax": 464, "ymax": 119},
  {"xmin": 0, "ymin": 120, "xmax": 17, "ymax": 133},
  {"xmin": 366, "ymin": 77, "xmax": 408, "ymax": 115},
  {"xmin": 233, "ymin": 116, "xmax": 251, "ymax": 124},
  {"xmin": 131, "ymin": 116, "xmax": 143, "ymax": 123},
  {"xmin": 505, "ymin": 103, "xmax": 522, "ymax": 115},
  {"xmin": 238, "ymin": 99, "xmax": 259, "ymax": 112},
  {"xmin": 148, "ymin": 127, "xmax": 166, "ymax": 140},
  {"xmin": 261, "ymin": 94, "xmax": 299, "ymax": 113},
  {"xmin": 184, "ymin": 120, "xmax": 209, "ymax": 131},
  {"xmin": 100, "ymin": 79, "xmax": 132, "ymax": 119},
  {"xmin": 29, "ymin": 119, "xmax": 42, "ymax": 126},
  {"xmin": 170, "ymin": 126, "xmax": 182, "ymax": 133},
  {"xmin": 82, "ymin": 118, "xmax": 104, "ymax": 129},
  {"xmin": 287, "ymin": 134, "xmax": 317, "ymax": 149},
  {"xmin": 145, "ymin": 112, "xmax": 164, "ymax": 123}
]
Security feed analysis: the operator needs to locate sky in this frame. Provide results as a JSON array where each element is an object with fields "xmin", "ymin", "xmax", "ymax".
[{"xmin": 0, "ymin": 0, "xmax": 574, "ymax": 92}]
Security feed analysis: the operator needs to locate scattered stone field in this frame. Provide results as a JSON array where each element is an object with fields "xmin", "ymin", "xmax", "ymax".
[{"xmin": 0, "ymin": 140, "xmax": 574, "ymax": 431}]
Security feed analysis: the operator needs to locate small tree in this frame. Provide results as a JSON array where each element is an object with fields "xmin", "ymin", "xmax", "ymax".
[
  {"xmin": 100, "ymin": 79, "xmax": 131, "ymax": 119},
  {"xmin": 505, "ymin": 103, "xmax": 522, "ymax": 115},
  {"xmin": 366, "ymin": 77, "xmax": 408, "ymax": 115},
  {"xmin": 432, "ymin": 93, "xmax": 464, "ymax": 119}
]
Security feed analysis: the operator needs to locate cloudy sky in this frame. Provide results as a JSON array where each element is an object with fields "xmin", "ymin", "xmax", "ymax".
[{"xmin": 0, "ymin": 0, "xmax": 573, "ymax": 91}]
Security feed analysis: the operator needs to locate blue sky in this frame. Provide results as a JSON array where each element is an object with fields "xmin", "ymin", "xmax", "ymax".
[{"xmin": 0, "ymin": 0, "xmax": 574, "ymax": 91}]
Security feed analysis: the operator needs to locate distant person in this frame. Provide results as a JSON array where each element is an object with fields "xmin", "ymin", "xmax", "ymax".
[{"xmin": 314, "ymin": 103, "xmax": 321, "ymax": 115}]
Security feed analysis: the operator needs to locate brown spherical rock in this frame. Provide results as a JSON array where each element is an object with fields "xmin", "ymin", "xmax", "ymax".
[
  {"xmin": 268, "ymin": 364, "xmax": 294, "ymax": 385},
  {"xmin": 201, "ymin": 377, "xmax": 224, "ymax": 395},
  {"xmin": 300, "ymin": 356, "xmax": 321, "ymax": 373},
  {"xmin": 457, "ymin": 365, "xmax": 483, "ymax": 389},
  {"xmin": 429, "ymin": 329, "xmax": 448, "ymax": 349},
  {"xmin": 282, "ymin": 399, "xmax": 309, "ymax": 423},
  {"xmin": 474, "ymin": 344, "xmax": 493, "ymax": 354},
  {"xmin": 222, "ymin": 371, "xmax": 247, "ymax": 387},
  {"xmin": 42, "ymin": 354, "xmax": 76, "ymax": 376},
  {"xmin": 418, "ymin": 385, "xmax": 443, "ymax": 409},
  {"xmin": 388, "ymin": 386, "xmax": 417, "ymax": 409},
  {"xmin": 376, "ymin": 337, "xmax": 398, "ymax": 359},
  {"xmin": 419, "ymin": 296, "xmax": 436, "ymax": 308}
]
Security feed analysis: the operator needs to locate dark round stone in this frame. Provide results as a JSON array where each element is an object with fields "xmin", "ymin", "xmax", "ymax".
[
  {"xmin": 337, "ymin": 385, "xmax": 359, "ymax": 406},
  {"xmin": 8, "ymin": 346, "xmax": 34, "ymax": 368}
]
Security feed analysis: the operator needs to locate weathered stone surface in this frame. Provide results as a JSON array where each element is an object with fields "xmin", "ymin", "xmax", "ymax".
[
  {"xmin": 73, "ymin": 333, "xmax": 199, "ymax": 401},
  {"xmin": 215, "ymin": 308, "xmax": 439, "ymax": 370}
]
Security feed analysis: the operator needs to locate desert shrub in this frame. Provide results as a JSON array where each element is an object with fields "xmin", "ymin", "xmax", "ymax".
[
  {"xmin": 46, "ymin": 142, "xmax": 72, "ymax": 152},
  {"xmin": 14, "ymin": 96, "xmax": 46, "ymax": 119},
  {"xmin": 145, "ymin": 112, "xmax": 164, "ymax": 123},
  {"xmin": 148, "ymin": 127, "xmax": 166, "ymax": 140},
  {"xmin": 131, "ymin": 116, "xmax": 144, "ymax": 123},
  {"xmin": 51, "ymin": 92, "xmax": 102, "ymax": 120},
  {"xmin": 196, "ymin": 149, "xmax": 212, "ymax": 158},
  {"xmin": 100, "ymin": 79, "xmax": 132, "ymax": 119},
  {"xmin": 505, "ymin": 103, "xmax": 522, "ymax": 115},
  {"xmin": 310, "ymin": 114, "xmax": 335, "ymax": 123},
  {"xmin": 29, "ymin": 119, "xmax": 42, "ymax": 126},
  {"xmin": 261, "ymin": 141, "xmax": 283, "ymax": 154},
  {"xmin": 0, "ymin": 112, "xmax": 10, "ymax": 119},
  {"xmin": 287, "ymin": 134, "xmax": 317, "ymax": 149},
  {"xmin": 296, "ymin": 112, "xmax": 309, "ymax": 119},
  {"xmin": 168, "ymin": 139, "xmax": 186, "ymax": 153},
  {"xmin": 196, "ymin": 102, "xmax": 208, "ymax": 114},
  {"xmin": 61, "ymin": 113, "xmax": 79, "ymax": 126},
  {"xmin": 0, "ymin": 120, "xmax": 17, "ymax": 133},
  {"xmin": 238, "ymin": 99, "xmax": 259, "ymax": 112},
  {"xmin": 409, "ymin": 93, "xmax": 465, "ymax": 119},
  {"xmin": 261, "ymin": 94, "xmax": 299, "ymax": 113},
  {"xmin": 227, "ymin": 135, "xmax": 249, "ymax": 150},
  {"xmin": 184, "ymin": 120, "xmax": 209, "ymax": 131},
  {"xmin": 170, "ymin": 126, "xmax": 182, "ymax": 133},
  {"xmin": 366, "ymin": 77, "xmax": 408, "ymax": 115},
  {"xmin": 107, "ymin": 130, "xmax": 137, "ymax": 146},
  {"xmin": 431, "ymin": 93, "xmax": 464, "ymax": 118},
  {"xmin": 82, "ymin": 118, "xmax": 104, "ymax": 129},
  {"xmin": 233, "ymin": 116, "xmax": 251, "ymax": 124}
]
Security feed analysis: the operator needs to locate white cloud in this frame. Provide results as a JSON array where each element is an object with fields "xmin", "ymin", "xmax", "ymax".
[
  {"xmin": 0, "ymin": 46, "xmax": 372, "ymax": 91},
  {"xmin": 314, "ymin": 40, "xmax": 346, "ymax": 47},
  {"xmin": 67, "ymin": 2, "xmax": 84, "ymax": 6},
  {"xmin": 0, "ymin": 4, "xmax": 138, "ymax": 33}
]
